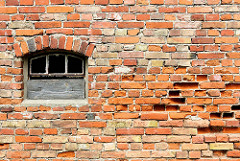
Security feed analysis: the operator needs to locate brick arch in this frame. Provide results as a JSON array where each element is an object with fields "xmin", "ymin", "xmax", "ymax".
[{"xmin": 13, "ymin": 35, "xmax": 95, "ymax": 57}]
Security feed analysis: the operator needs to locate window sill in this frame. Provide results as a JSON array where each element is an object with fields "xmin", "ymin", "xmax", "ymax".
[{"xmin": 21, "ymin": 99, "xmax": 88, "ymax": 107}]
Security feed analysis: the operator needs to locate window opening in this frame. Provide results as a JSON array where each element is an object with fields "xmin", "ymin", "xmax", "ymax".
[
  {"xmin": 29, "ymin": 54, "xmax": 84, "ymax": 78},
  {"xmin": 68, "ymin": 56, "xmax": 83, "ymax": 73},
  {"xmin": 27, "ymin": 52, "xmax": 86, "ymax": 100},
  {"xmin": 31, "ymin": 56, "xmax": 46, "ymax": 74},
  {"xmin": 49, "ymin": 55, "xmax": 65, "ymax": 74}
]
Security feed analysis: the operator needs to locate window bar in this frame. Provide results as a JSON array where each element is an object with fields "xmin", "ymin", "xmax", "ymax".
[
  {"xmin": 65, "ymin": 55, "xmax": 68, "ymax": 74},
  {"xmin": 46, "ymin": 55, "xmax": 49, "ymax": 74}
]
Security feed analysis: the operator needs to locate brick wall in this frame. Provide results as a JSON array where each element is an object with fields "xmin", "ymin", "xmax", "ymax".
[{"xmin": 1, "ymin": 0, "xmax": 240, "ymax": 160}]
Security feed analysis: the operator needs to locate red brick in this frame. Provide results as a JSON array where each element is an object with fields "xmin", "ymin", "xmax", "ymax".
[
  {"xmin": 136, "ymin": 98, "xmax": 161, "ymax": 104},
  {"xmin": 102, "ymin": 151, "xmax": 125, "ymax": 158},
  {"xmin": 44, "ymin": 128, "xmax": 58, "ymax": 135},
  {"xmin": 213, "ymin": 98, "xmax": 239, "ymax": 104},
  {"xmin": 6, "ymin": 0, "xmax": 19, "ymax": 5},
  {"xmin": 121, "ymin": 82, "xmax": 145, "ymax": 89},
  {"xmin": 210, "ymin": 120, "xmax": 225, "ymax": 126},
  {"xmin": 227, "ymin": 151, "xmax": 240, "ymax": 157},
  {"xmin": 136, "ymin": 14, "xmax": 150, "ymax": 20},
  {"xmin": 57, "ymin": 151, "xmax": 75, "ymax": 158},
  {"xmin": 15, "ymin": 136, "xmax": 42, "ymax": 143},
  {"xmin": 116, "ymin": 128, "xmax": 144, "ymax": 135},
  {"xmin": 81, "ymin": 0, "xmax": 94, "ymax": 4},
  {"xmin": 114, "ymin": 113, "xmax": 139, "ymax": 119},
  {"xmin": 115, "ymin": 37, "xmax": 139, "ymax": 44},
  {"xmin": 60, "ymin": 113, "xmax": 86, "ymax": 120},
  {"xmin": 36, "ymin": 0, "xmax": 49, "ymax": 5},
  {"xmin": 159, "ymin": 7, "xmax": 186, "ymax": 13},
  {"xmin": 20, "ymin": 0, "xmax": 33, "ymax": 5},
  {"xmin": 148, "ymin": 82, "xmax": 173, "ymax": 89},
  {"xmin": 151, "ymin": 0, "xmax": 164, "ymax": 4},
  {"xmin": 19, "ymin": 7, "xmax": 45, "ymax": 13},
  {"xmin": 118, "ymin": 22, "xmax": 144, "ymax": 28},
  {"xmin": 0, "ymin": 7, "xmax": 17, "ymax": 13},
  {"xmin": 79, "ymin": 121, "xmax": 106, "ymax": 127},
  {"xmin": 63, "ymin": 22, "xmax": 90, "ymax": 28},
  {"xmin": 192, "ymin": 38, "xmax": 214, "ymax": 44},
  {"xmin": 85, "ymin": 43, "xmax": 95, "ymax": 57},
  {"xmin": 141, "ymin": 113, "xmax": 168, "ymax": 120},
  {"xmin": 145, "ymin": 128, "xmax": 172, "ymax": 134},
  {"xmin": 35, "ymin": 22, "xmax": 61, "ymax": 28},
  {"xmin": 200, "ymin": 82, "xmax": 225, "ymax": 89},
  {"xmin": 47, "ymin": 6, "xmax": 74, "ymax": 13},
  {"xmin": 95, "ymin": 0, "xmax": 109, "ymax": 4},
  {"xmin": 102, "ymin": 6, "xmax": 128, "ymax": 12},
  {"xmin": 50, "ymin": 0, "xmax": 63, "ymax": 4},
  {"xmin": 94, "ymin": 136, "xmax": 115, "ymax": 142},
  {"xmin": 123, "ymin": 59, "xmax": 137, "ymax": 66},
  {"xmin": 146, "ymin": 22, "xmax": 173, "ymax": 28}
]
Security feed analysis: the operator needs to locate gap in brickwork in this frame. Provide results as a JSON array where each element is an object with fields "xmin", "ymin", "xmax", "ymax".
[
  {"xmin": 223, "ymin": 112, "xmax": 234, "ymax": 119},
  {"xmin": 231, "ymin": 105, "xmax": 240, "ymax": 110}
]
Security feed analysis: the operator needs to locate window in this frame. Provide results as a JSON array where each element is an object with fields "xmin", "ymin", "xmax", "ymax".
[{"xmin": 25, "ymin": 51, "xmax": 86, "ymax": 100}]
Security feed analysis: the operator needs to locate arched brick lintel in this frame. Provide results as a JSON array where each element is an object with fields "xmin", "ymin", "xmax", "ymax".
[{"xmin": 13, "ymin": 35, "xmax": 95, "ymax": 58}]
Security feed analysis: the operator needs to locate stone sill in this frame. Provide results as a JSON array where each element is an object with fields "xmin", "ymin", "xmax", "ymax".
[{"xmin": 21, "ymin": 99, "xmax": 88, "ymax": 107}]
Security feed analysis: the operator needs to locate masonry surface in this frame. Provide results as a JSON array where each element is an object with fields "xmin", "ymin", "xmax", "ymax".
[{"xmin": 0, "ymin": 0, "xmax": 240, "ymax": 160}]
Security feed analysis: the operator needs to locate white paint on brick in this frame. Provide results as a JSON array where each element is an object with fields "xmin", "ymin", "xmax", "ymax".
[{"xmin": 115, "ymin": 66, "xmax": 132, "ymax": 74}]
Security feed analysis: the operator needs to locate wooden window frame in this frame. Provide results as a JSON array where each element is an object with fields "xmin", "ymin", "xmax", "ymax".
[
  {"xmin": 29, "ymin": 54, "xmax": 85, "ymax": 78},
  {"xmin": 22, "ymin": 51, "xmax": 88, "ymax": 101}
]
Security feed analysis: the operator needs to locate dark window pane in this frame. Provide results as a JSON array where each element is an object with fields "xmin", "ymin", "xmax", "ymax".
[
  {"xmin": 68, "ymin": 56, "xmax": 83, "ymax": 73},
  {"xmin": 49, "ymin": 55, "xmax": 65, "ymax": 73},
  {"xmin": 31, "ymin": 56, "xmax": 46, "ymax": 73}
]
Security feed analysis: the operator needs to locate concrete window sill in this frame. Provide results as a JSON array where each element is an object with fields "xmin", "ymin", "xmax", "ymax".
[{"xmin": 21, "ymin": 99, "xmax": 88, "ymax": 107}]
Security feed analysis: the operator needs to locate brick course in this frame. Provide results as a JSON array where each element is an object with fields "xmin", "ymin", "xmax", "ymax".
[{"xmin": 0, "ymin": 0, "xmax": 240, "ymax": 160}]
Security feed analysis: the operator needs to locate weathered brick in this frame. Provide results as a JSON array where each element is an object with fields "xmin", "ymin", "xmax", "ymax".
[
  {"xmin": 65, "ymin": 143, "xmax": 78, "ymax": 151},
  {"xmin": 167, "ymin": 136, "xmax": 191, "ymax": 142},
  {"xmin": 27, "ymin": 121, "xmax": 51, "ymax": 128},
  {"xmin": 152, "ymin": 151, "xmax": 175, "ymax": 158},
  {"xmin": 168, "ymin": 37, "xmax": 191, "ymax": 44},
  {"xmin": 35, "ymin": 22, "xmax": 61, "ymax": 28},
  {"xmin": 52, "ymin": 120, "xmax": 77, "ymax": 128},
  {"xmin": 215, "ymin": 6, "xmax": 240, "ymax": 12},
  {"xmin": 9, "ymin": 22, "xmax": 34, "ymax": 29},
  {"xmin": 43, "ymin": 136, "xmax": 68, "ymax": 143},
  {"xmin": 101, "ymin": 151, "xmax": 125, "ymax": 158},
  {"xmin": 182, "ymin": 144, "xmax": 208, "ymax": 150},
  {"xmin": 115, "ymin": 37, "xmax": 140, "ymax": 43},
  {"xmin": 32, "ymin": 151, "xmax": 57, "ymax": 158},
  {"xmin": 126, "ymin": 151, "xmax": 151, "ymax": 158},
  {"xmin": 142, "ymin": 135, "xmax": 166, "ymax": 142},
  {"xmin": 210, "ymin": 143, "xmax": 233, "ymax": 150},
  {"xmin": 184, "ymin": 120, "xmax": 209, "ymax": 127},
  {"xmin": 0, "ymin": 136, "xmax": 14, "ymax": 143},
  {"xmin": 7, "ymin": 151, "xmax": 31, "ymax": 158},
  {"xmin": 215, "ymin": 37, "xmax": 239, "ymax": 43},
  {"xmin": 19, "ymin": 7, "xmax": 45, "ymax": 13},
  {"xmin": 117, "ymin": 136, "xmax": 141, "ymax": 142},
  {"xmin": 202, "ymin": 22, "xmax": 226, "ymax": 28},
  {"xmin": 172, "ymin": 128, "xmax": 197, "ymax": 135},
  {"xmin": 2, "ymin": 121, "xmax": 26, "ymax": 128}
]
